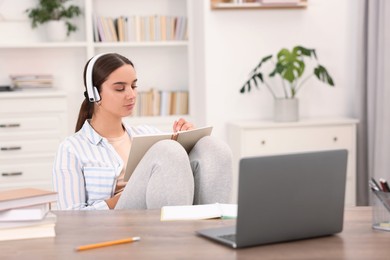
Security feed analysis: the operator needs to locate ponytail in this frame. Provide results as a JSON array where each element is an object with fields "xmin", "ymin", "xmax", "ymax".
[{"xmin": 75, "ymin": 99, "xmax": 94, "ymax": 132}]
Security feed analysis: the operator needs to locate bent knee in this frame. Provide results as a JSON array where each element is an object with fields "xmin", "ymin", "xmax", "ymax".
[
  {"xmin": 149, "ymin": 139, "xmax": 188, "ymax": 159},
  {"xmin": 195, "ymin": 136, "xmax": 232, "ymax": 158}
]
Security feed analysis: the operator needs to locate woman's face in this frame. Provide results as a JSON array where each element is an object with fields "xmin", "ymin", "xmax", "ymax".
[{"xmin": 98, "ymin": 64, "xmax": 138, "ymax": 118}]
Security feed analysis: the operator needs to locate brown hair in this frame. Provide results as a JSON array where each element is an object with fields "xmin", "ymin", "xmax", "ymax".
[{"xmin": 75, "ymin": 53, "xmax": 134, "ymax": 132}]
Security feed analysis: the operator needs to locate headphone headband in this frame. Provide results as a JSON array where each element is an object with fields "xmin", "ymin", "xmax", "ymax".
[{"xmin": 85, "ymin": 53, "xmax": 108, "ymax": 102}]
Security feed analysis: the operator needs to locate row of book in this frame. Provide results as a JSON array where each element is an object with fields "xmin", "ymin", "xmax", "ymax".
[
  {"xmin": 133, "ymin": 89, "xmax": 189, "ymax": 117},
  {"xmin": 10, "ymin": 74, "xmax": 53, "ymax": 89},
  {"xmin": 0, "ymin": 188, "xmax": 57, "ymax": 241},
  {"xmin": 93, "ymin": 15, "xmax": 187, "ymax": 42}
]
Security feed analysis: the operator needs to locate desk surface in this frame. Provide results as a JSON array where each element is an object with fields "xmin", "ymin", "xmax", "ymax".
[{"xmin": 0, "ymin": 207, "xmax": 389, "ymax": 259}]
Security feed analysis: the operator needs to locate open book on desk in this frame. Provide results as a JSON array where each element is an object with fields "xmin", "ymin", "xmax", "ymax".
[
  {"xmin": 124, "ymin": 126, "xmax": 213, "ymax": 181},
  {"xmin": 161, "ymin": 203, "xmax": 237, "ymax": 221}
]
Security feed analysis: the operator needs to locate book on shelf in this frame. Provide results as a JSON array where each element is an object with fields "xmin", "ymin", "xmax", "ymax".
[
  {"xmin": 124, "ymin": 126, "xmax": 213, "ymax": 181},
  {"xmin": 93, "ymin": 14, "xmax": 99, "ymax": 42},
  {"xmin": 149, "ymin": 15, "xmax": 155, "ymax": 41},
  {"xmin": 0, "ymin": 212, "xmax": 57, "ymax": 241},
  {"xmin": 96, "ymin": 15, "xmax": 106, "ymax": 42},
  {"xmin": 161, "ymin": 203, "xmax": 237, "ymax": 221},
  {"xmin": 116, "ymin": 16, "xmax": 125, "ymax": 42},
  {"xmin": 0, "ymin": 203, "xmax": 49, "ymax": 222},
  {"xmin": 161, "ymin": 16, "xmax": 167, "ymax": 41},
  {"xmin": 9, "ymin": 74, "xmax": 53, "ymax": 88},
  {"xmin": 0, "ymin": 188, "xmax": 57, "ymax": 211},
  {"xmin": 107, "ymin": 17, "xmax": 118, "ymax": 42}
]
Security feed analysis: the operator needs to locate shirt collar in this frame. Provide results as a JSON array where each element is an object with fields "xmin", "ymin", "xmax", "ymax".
[
  {"xmin": 81, "ymin": 120, "xmax": 103, "ymax": 145},
  {"xmin": 81, "ymin": 120, "xmax": 134, "ymax": 146}
]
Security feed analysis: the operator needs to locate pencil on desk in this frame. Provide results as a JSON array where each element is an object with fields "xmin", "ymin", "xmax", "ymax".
[{"xmin": 75, "ymin": 237, "xmax": 140, "ymax": 251}]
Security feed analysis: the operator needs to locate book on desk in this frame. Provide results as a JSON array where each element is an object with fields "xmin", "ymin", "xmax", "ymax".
[
  {"xmin": 161, "ymin": 203, "xmax": 237, "ymax": 221},
  {"xmin": 0, "ymin": 188, "xmax": 57, "ymax": 241}
]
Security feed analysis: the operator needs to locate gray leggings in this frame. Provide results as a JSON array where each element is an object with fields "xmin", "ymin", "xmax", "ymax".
[{"xmin": 115, "ymin": 136, "xmax": 232, "ymax": 209}]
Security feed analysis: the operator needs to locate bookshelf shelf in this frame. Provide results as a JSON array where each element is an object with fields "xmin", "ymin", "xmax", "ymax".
[{"xmin": 210, "ymin": 0, "xmax": 307, "ymax": 10}]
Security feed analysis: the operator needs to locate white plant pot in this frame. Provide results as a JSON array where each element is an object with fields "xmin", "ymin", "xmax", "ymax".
[
  {"xmin": 274, "ymin": 98, "xmax": 299, "ymax": 122},
  {"xmin": 45, "ymin": 21, "xmax": 67, "ymax": 42}
]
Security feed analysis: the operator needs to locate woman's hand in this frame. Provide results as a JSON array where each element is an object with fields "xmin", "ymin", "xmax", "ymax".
[
  {"xmin": 105, "ymin": 192, "xmax": 121, "ymax": 209},
  {"xmin": 173, "ymin": 118, "xmax": 195, "ymax": 133}
]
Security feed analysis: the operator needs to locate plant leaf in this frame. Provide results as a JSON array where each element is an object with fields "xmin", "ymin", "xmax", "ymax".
[
  {"xmin": 239, "ymin": 84, "xmax": 246, "ymax": 93},
  {"xmin": 277, "ymin": 48, "xmax": 305, "ymax": 83},
  {"xmin": 314, "ymin": 65, "xmax": 335, "ymax": 86},
  {"xmin": 293, "ymin": 46, "xmax": 317, "ymax": 59},
  {"xmin": 252, "ymin": 55, "xmax": 272, "ymax": 74}
]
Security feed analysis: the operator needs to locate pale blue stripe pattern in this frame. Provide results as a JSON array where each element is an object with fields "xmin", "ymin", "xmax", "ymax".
[{"xmin": 52, "ymin": 120, "xmax": 161, "ymax": 210}]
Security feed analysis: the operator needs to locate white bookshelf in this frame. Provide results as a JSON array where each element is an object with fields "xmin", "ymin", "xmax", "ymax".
[{"xmin": 0, "ymin": 0, "xmax": 196, "ymax": 135}]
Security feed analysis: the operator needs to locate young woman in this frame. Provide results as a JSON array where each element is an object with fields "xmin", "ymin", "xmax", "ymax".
[{"xmin": 52, "ymin": 53, "xmax": 232, "ymax": 210}]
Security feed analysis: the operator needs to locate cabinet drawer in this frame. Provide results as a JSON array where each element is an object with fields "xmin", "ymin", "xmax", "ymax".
[
  {"xmin": 0, "ymin": 116, "xmax": 60, "ymax": 133},
  {"xmin": 242, "ymin": 126, "xmax": 353, "ymax": 156},
  {"xmin": 0, "ymin": 139, "xmax": 60, "ymax": 155},
  {"xmin": 0, "ymin": 96, "xmax": 66, "ymax": 114},
  {"xmin": 0, "ymin": 162, "xmax": 53, "ymax": 183}
]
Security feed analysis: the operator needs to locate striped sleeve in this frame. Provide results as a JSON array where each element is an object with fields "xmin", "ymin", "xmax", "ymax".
[{"xmin": 52, "ymin": 139, "xmax": 109, "ymax": 210}]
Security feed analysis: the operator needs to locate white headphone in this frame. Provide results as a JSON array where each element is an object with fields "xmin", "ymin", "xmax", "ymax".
[{"xmin": 85, "ymin": 53, "xmax": 108, "ymax": 102}]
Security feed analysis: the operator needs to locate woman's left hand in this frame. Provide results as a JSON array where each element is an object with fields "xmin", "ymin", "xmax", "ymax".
[{"xmin": 173, "ymin": 118, "xmax": 195, "ymax": 132}]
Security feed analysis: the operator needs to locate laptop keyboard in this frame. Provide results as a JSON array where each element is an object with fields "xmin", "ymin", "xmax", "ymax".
[{"xmin": 219, "ymin": 233, "xmax": 236, "ymax": 242}]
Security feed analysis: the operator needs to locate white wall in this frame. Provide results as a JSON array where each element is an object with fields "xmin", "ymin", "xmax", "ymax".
[{"xmin": 199, "ymin": 0, "xmax": 362, "ymax": 140}]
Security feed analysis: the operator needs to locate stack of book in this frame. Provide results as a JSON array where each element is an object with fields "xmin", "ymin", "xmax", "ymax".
[
  {"xmin": 0, "ymin": 188, "xmax": 58, "ymax": 241},
  {"xmin": 9, "ymin": 74, "xmax": 54, "ymax": 89}
]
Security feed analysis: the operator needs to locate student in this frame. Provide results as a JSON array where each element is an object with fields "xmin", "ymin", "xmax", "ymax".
[{"xmin": 52, "ymin": 53, "xmax": 232, "ymax": 210}]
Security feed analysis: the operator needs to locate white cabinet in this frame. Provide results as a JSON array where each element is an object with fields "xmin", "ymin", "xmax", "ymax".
[
  {"xmin": 0, "ymin": 91, "xmax": 67, "ymax": 191},
  {"xmin": 227, "ymin": 118, "xmax": 358, "ymax": 206}
]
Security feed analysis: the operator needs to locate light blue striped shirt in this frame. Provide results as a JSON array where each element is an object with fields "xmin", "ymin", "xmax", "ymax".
[{"xmin": 52, "ymin": 120, "xmax": 161, "ymax": 210}]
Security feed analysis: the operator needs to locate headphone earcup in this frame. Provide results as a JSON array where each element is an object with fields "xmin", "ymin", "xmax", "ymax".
[{"xmin": 93, "ymin": 86, "xmax": 101, "ymax": 102}]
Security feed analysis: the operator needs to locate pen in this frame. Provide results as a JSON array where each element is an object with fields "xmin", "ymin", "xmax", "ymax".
[
  {"xmin": 369, "ymin": 178, "xmax": 381, "ymax": 191},
  {"xmin": 75, "ymin": 236, "xmax": 140, "ymax": 251}
]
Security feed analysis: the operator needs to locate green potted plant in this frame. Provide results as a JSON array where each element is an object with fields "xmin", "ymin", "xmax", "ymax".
[
  {"xmin": 26, "ymin": 0, "xmax": 82, "ymax": 41},
  {"xmin": 240, "ymin": 45, "xmax": 334, "ymax": 122}
]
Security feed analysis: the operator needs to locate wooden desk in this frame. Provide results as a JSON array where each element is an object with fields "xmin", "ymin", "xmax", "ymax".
[{"xmin": 0, "ymin": 207, "xmax": 389, "ymax": 259}]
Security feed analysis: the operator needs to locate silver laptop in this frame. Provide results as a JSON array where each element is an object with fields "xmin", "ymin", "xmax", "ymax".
[{"xmin": 197, "ymin": 149, "xmax": 348, "ymax": 248}]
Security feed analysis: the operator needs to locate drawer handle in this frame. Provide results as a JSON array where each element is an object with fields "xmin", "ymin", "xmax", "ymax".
[
  {"xmin": 0, "ymin": 123, "xmax": 20, "ymax": 128},
  {"xmin": 333, "ymin": 137, "xmax": 338, "ymax": 142},
  {"xmin": 2, "ymin": 172, "xmax": 23, "ymax": 177},
  {"xmin": 0, "ymin": 146, "xmax": 22, "ymax": 151},
  {"xmin": 261, "ymin": 140, "xmax": 266, "ymax": 145}
]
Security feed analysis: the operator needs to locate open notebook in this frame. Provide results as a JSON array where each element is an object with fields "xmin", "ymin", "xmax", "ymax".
[{"xmin": 124, "ymin": 126, "xmax": 213, "ymax": 181}]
